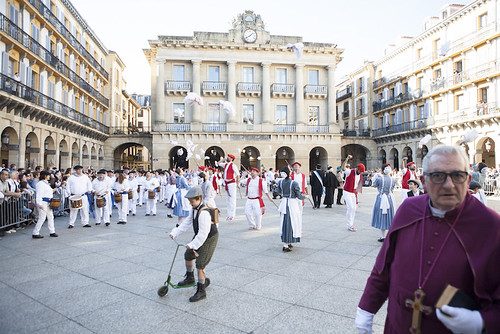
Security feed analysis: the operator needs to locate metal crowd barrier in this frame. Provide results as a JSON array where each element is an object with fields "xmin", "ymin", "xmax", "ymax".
[
  {"xmin": 483, "ymin": 178, "xmax": 500, "ymax": 196},
  {"xmin": 0, "ymin": 192, "xmax": 36, "ymax": 230},
  {"xmin": 53, "ymin": 188, "xmax": 70, "ymax": 217}
]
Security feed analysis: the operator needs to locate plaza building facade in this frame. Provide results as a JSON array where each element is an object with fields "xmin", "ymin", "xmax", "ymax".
[
  {"xmin": 144, "ymin": 11, "xmax": 346, "ymax": 174},
  {"xmin": 0, "ymin": 0, "xmax": 147, "ymax": 171},
  {"xmin": 338, "ymin": 0, "xmax": 500, "ymax": 171}
]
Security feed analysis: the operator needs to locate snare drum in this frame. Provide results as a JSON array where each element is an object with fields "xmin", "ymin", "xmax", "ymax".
[
  {"xmin": 49, "ymin": 198, "xmax": 60, "ymax": 210},
  {"xmin": 70, "ymin": 195, "xmax": 83, "ymax": 209},
  {"xmin": 96, "ymin": 196, "xmax": 105, "ymax": 208},
  {"xmin": 155, "ymin": 186, "xmax": 161, "ymax": 192},
  {"xmin": 148, "ymin": 190, "xmax": 155, "ymax": 199},
  {"xmin": 128, "ymin": 190, "xmax": 133, "ymax": 198},
  {"xmin": 114, "ymin": 192, "xmax": 122, "ymax": 203}
]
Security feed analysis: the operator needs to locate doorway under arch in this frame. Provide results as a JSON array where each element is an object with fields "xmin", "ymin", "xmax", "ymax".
[{"xmin": 241, "ymin": 146, "xmax": 261, "ymax": 171}]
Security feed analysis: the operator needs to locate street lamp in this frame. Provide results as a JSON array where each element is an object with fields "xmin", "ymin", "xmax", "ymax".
[
  {"xmin": 315, "ymin": 149, "xmax": 319, "ymax": 157},
  {"xmin": 1, "ymin": 133, "xmax": 9, "ymax": 145},
  {"xmin": 26, "ymin": 137, "xmax": 31, "ymax": 149},
  {"xmin": 44, "ymin": 141, "xmax": 49, "ymax": 150},
  {"xmin": 282, "ymin": 149, "xmax": 286, "ymax": 156},
  {"xmin": 485, "ymin": 140, "xmax": 492, "ymax": 152}
]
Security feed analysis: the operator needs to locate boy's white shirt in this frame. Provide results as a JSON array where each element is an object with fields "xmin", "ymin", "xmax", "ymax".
[{"xmin": 170, "ymin": 207, "xmax": 212, "ymax": 250}]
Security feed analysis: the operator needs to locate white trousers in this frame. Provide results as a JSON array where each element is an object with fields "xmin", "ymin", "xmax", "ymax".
[
  {"xmin": 33, "ymin": 202, "xmax": 55, "ymax": 235},
  {"xmin": 146, "ymin": 198, "xmax": 156, "ymax": 215},
  {"xmin": 138, "ymin": 187, "xmax": 144, "ymax": 205},
  {"xmin": 245, "ymin": 198, "xmax": 262, "ymax": 229},
  {"xmin": 344, "ymin": 191, "xmax": 357, "ymax": 228},
  {"xmin": 95, "ymin": 198, "xmax": 110, "ymax": 224},
  {"xmin": 116, "ymin": 194, "xmax": 128, "ymax": 222},
  {"xmin": 69, "ymin": 195, "xmax": 90, "ymax": 226},
  {"xmin": 128, "ymin": 191, "xmax": 137, "ymax": 214},
  {"xmin": 225, "ymin": 183, "xmax": 237, "ymax": 218}
]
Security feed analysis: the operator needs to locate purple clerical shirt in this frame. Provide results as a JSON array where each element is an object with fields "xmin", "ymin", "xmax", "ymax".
[{"xmin": 358, "ymin": 193, "xmax": 500, "ymax": 333}]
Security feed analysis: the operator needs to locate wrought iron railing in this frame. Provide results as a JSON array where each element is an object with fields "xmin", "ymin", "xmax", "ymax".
[
  {"xmin": 110, "ymin": 126, "xmax": 151, "ymax": 135},
  {"xmin": 372, "ymin": 118, "xmax": 429, "ymax": 137},
  {"xmin": 372, "ymin": 92, "xmax": 414, "ymax": 112},
  {"xmin": 26, "ymin": 0, "xmax": 109, "ymax": 80},
  {"xmin": 0, "ymin": 14, "xmax": 109, "ymax": 106},
  {"xmin": 342, "ymin": 129, "xmax": 371, "ymax": 137},
  {"xmin": 0, "ymin": 72, "xmax": 109, "ymax": 134}
]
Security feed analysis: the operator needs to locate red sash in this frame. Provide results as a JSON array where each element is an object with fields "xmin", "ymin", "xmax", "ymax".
[
  {"xmin": 247, "ymin": 177, "xmax": 265, "ymax": 214},
  {"xmin": 212, "ymin": 176, "xmax": 218, "ymax": 193}
]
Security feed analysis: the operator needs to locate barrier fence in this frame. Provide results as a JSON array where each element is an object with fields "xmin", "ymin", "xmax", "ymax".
[{"xmin": 0, "ymin": 192, "xmax": 36, "ymax": 230}]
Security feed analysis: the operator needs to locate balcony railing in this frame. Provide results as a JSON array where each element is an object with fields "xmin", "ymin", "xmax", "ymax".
[
  {"xmin": 110, "ymin": 126, "xmax": 151, "ymax": 135},
  {"xmin": 373, "ymin": 78, "xmax": 386, "ymax": 89},
  {"xmin": 202, "ymin": 123, "xmax": 226, "ymax": 132},
  {"xmin": 372, "ymin": 118, "xmax": 429, "ymax": 137},
  {"xmin": 273, "ymin": 124, "xmax": 296, "ymax": 133},
  {"xmin": 165, "ymin": 81, "xmax": 191, "ymax": 94},
  {"xmin": 0, "ymin": 72, "xmax": 109, "ymax": 134},
  {"xmin": 434, "ymin": 102, "xmax": 499, "ymax": 124},
  {"xmin": 342, "ymin": 129, "xmax": 371, "ymax": 137},
  {"xmin": 164, "ymin": 123, "xmax": 190, "ymax": 132},
  {"xmin": 307, "ymin": 125, "xmax": 329, "ymax": 133},
  {"xmin": 336, "ymin": 86, "xmax": 351, "ymax": 101},
  {"xmin": 342, "ymin": 110, "xmax": 350, "ymax": 119},
  {"xmin": 26, "ymin": 0, "xmax": 109, "ymax": 80},
  {"xmin": 372, "ymin": 92, "xmax": 414, "ymax": 112},
  {"xmin": 237, "ymin": 82, "xmax": 261, "ymax": 97},
  {"xmin": 0, "ymin": 14, "xmax": 109, "ymax": 106},
  {"xmin": 202, "ymin": 81, "xmax": 226, "ymax": 96}
]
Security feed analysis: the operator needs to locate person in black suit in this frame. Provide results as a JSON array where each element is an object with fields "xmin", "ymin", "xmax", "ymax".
[
  {"xmin": 323, "ymin": 166, "xmax": 339, "ymax": 208},
  {"xmin": 310, "ymin": 164, "xmax": 325, "ymax": 208},
  {"xmin": 406, "ymin": 179, "xmax": 423, "ymax": 198}
]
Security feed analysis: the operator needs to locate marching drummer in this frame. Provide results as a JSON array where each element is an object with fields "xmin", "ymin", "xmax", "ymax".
[
  {"xmin": 32, "ymin": 170, "xmax": 58, "ymax": 238},
  {"xmin": 113, "ymin": 170, "xmax": 130, "ymax": 225},
  {"xmin": 66, "ymin": 165, "xmax": 93, "ymax": 228},
  {"xmin": 92, "ymin": 169, "xmax": 111, "ymax": 226},
  {"xmin": 144, "ymin": 171, "xmax": 159, "ymax": 216},
  {"xmin": 128, "ymin": 170, "xmax": 138, "ymax": 216}
]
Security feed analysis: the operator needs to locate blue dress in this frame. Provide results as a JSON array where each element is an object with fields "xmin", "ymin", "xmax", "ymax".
[
  {"xmin": 371, "ymin": 175, "xmax": 396, "ymax": 230},
  {"xmin": 173, "ymin": 176, "xmax": 190, "ymax": 217}
]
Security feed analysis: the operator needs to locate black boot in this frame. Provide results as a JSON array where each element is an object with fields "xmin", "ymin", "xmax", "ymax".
[
  {"xmin": 177, "ymin": 271, "xmax": 195, "ymax": 286},
  {"xmin": 189, "ymin": 282, "xmax": 206, "ymax": 302}
]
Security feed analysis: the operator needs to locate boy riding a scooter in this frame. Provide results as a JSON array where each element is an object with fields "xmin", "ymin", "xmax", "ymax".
[{"xmin": 169, "ymin": 186, "xmax": 219, "ymax": 302}]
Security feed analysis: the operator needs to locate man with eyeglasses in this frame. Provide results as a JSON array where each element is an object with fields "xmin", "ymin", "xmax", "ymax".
[{"xmin": 356, "ymin": 145, "xmax": 500, "ymax": 334}]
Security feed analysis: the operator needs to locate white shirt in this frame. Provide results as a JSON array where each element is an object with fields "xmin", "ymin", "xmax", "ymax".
[
  {"xmin": 144, "ymin": 177, "xmax": 159, "ymax": 191},
  {"xmin": 67, "ymin": 173, "xmax": 92, "ymax": 195},
  {"xmin": 247, "ymin": 177, "xmax": 268, "ymax": 198},
  {"xmin": 292, "ymin": 172, "xmax": 306, "ymax": 192},
  {"xmin": 92, "ymin": 178, "xmax": 110, "ymax": 196},
  {"xmin": 35, "ymin": 180, "xmax": 53, "ymax": 205},
  {"xmin": 170, "ymin": 206, "xmax": 212, "ymax": 250},
  {"xmin": 113, "ymin": 179, "xmax": 130, "ymax": 193},
  {"xmin": 128, "ymin": 178, "xmax": 138, "ymax": 192},
  {"xmin": 266, "ymin": 171, "xmax": 275, "ymax": 184}
]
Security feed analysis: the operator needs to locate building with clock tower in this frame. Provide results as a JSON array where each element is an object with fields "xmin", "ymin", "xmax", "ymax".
[{"xmin": 144, "ymin": 11, "xmax": 356, "ymax": 173}]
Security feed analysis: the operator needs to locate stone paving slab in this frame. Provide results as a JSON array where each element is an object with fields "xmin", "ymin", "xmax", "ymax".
[{"xmin": 0, "ymin": 188, "xmax": 498, "ymax": 333}]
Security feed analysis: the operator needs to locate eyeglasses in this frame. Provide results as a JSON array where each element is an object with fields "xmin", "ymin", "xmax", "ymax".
[{"xmin": 423, "ymin": 171, "xmax": 468, "ymax": 184}]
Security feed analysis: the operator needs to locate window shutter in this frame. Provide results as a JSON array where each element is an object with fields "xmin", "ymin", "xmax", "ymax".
[
  {"xmin": 19, "ymin": 62, "xmax": 26, "ymax": 84},
  {"xmin": 1, "ymin": 52, "xmax": 9, "ymax": 74}
]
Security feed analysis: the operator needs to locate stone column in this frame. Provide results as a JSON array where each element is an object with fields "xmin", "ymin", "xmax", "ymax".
[
  {"xmin": 155, "ymin": 60, "xmax": 166, "ymax": 125},
  {"xmin": 327, "ymin": 64, "xmax": 337, "ymax": 124},
  {"xmin": 261, "ymin": 62, "xmax": 271, "ymax": 124},
  {"xmin": 227, "ymin": 61, "xmax": 237, "ymax": 124},
  {"xmin": 18, "ymin": 123, "xmax": 25, "ymax": 168},
  {"xmin": 192, "ymin": 59, "xmax": 201, "ymax": 123},
  {"xmin": 295, "ymin": 64, "xmax": 305, "ymax": 125}
]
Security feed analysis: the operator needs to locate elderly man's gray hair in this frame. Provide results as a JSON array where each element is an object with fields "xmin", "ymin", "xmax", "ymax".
[{"xmin": 422, "ymin": 145, "xmax": 470, "ymax": 173}]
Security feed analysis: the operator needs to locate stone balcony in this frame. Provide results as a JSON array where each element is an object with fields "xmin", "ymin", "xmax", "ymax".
[
  {"xmin": 165, "ymin": 81, "xmax": 191, "ymax": 96},
  {"xmin": 237, "ymin": 82, "xmax": 261, "ymax": 97},
  {"xmin": 202, "ymin": 81, "xmax": 227, "ymax": 96},
  {"xmin": 271, "ymin": 83, "xmax": 295, "ymax": 98},
  {"xmin": 304, "ymin": 85, "xmax": 327, "ymax": 99}
]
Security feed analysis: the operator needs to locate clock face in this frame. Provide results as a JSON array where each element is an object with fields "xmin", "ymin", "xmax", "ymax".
[{"xmin": 243, "ymin": 29, "xmax": 257, "ymax": 43}]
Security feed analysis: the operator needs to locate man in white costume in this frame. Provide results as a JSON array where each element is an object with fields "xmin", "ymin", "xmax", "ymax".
[{"xmin": 67, "ymin": 165, "xmax": 93, "ymax": 228}]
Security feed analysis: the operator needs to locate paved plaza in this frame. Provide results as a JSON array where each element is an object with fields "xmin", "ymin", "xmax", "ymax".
[{"xmin": 1, "ymin": 189, "xmax": 499, "ymax": 333}]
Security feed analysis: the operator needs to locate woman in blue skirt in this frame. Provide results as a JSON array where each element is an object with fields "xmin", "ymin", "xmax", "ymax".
[
  {"xmin": 277, "ymin": 167, "xmax": 307, "ymax": 252},
  {"xmin": 173, "ymin": 168, "xmax": 191, "ymax": 226},
  {"xmin": 370, "ymin": 164, "xmax": 396, "ymax": 242}
]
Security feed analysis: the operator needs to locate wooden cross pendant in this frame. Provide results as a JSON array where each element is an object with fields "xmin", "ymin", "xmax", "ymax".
[{"xmin": 405, "ymin": 288, "xmax": 433, "ymax": 334}]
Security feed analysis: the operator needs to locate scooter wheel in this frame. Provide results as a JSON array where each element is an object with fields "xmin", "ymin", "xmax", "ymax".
[
  {"xmin": 204, "ymin": 277, "xmax": 210, "ymax": 288},
  {"xmin": 157, "ymin": 285, "xmax": 169, "ymax": 297}
]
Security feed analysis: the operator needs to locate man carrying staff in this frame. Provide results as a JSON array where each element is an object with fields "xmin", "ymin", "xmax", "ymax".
[
  {"xmin": 92, "ymin": 169, "xmax": 111, "ymax": 226},
  {"xmin": 342, "ymin": 155, "xmax": 364, "ymax": 232},
  {"xmin": 356, "ymin": 145, "xmax": 500, "ymax": 333},
  {"xmin": 401, "ymin": 157, "xmax": 417, "ymax": 201},
  {"xmin": 218, "ymin": 154, "xmax": 240, "ymax": 221},
  {"xmin": 32, "ymin": 170, "xmax": 58, "ymax": 238},
  {"xmin": 67, "ymin": 165, "xmax": 92, "ymax": 229},
  {"xmin": 245, "ymin": 168, "xmax": 274, "ymax": 230}
]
